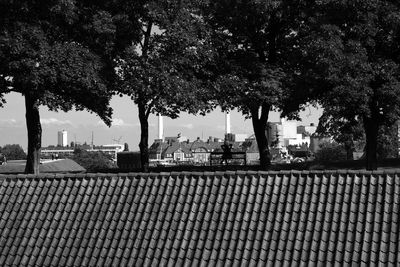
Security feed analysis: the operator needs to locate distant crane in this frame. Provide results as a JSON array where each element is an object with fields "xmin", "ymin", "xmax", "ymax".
[{"xmin": 112, "ymin": 136, "xmax": 122, "ymax": 144}]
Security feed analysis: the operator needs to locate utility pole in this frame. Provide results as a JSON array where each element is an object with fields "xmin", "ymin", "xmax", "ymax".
[{"xmin": 91, "ymin": 131, "xmax": 94, "ymax": 149}]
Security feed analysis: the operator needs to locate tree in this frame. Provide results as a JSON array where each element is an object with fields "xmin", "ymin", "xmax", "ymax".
[
  {"xmin": 0, "ymin": 144, "xmax": 26, "ymax": 160},
  {"xmin": 299, "ymin": 0, "xmax": 400, "ymax": 170},
  {"xmin": 0, "ymin": 1, "xmax": 119, "ymax": 173},
  {"xmin": 203, "ymin": 0, "xmax": 308, "ymax": 169},
  {"xmin": 377, "ymin": 124, "xmax": 399, "ymax": 160},
  {"xmin": 116, "ymin": 0, "xmax": 213, "ymax": 171},
  {"xmin": 317, "ymin": 112, "xmax": 364, "ymax": 160}
]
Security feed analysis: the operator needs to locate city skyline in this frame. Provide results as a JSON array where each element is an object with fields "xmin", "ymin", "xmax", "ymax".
[{"xmin": 0, "ymin": 92, "xmax": 322, "ymax": 151}]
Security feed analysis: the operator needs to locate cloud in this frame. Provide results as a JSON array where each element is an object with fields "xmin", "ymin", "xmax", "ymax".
[
  {"xmin": 0, "ymin": 119, "xmax": 24, "ymax": 127},
  {"xmin": 180, "ymin": 123, "xmax": 194, "ymax": 129},
  {"xmin": 98, "ymin": 118, "xmax": 135, "ymax": 127},
  {"xmin": 40, "ymin": 118, "xmax": 72, "ymax": 125},
  {"xmin": 0, "ymin": 119, "xmax": 17, "ymax": 124}
]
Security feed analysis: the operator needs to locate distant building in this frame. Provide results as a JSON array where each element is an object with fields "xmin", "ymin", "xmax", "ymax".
[
  {"xmin": 57, "ymin": 130, "xmax": 68, "ymax": 147},
  {"xmin": 190, "ymin": 138, "xmax": 213, "ymax": 164},
  {"xmin": 297, "ymin": 123, "xmax": 317, "ymax": 136},
  {"xmin": 267, "ymin": 119, "xmax": 312, "ymax": 148},
  {"xmin": 149, "ymin": 136, "xmax": 225, "ymax": 165},
  {"xmin": 163, "ymin": 142, "xmax": 193, "ymax": 162},
  {"xmin": 149, "ymin": 135, "xmax": 257, "ymax": 165},
  {"xmin": 225, "ymin": 133, "xmax": 249, "ymax": 142},
  {"xmin": 41, "ymin": 144, "xmax": 124, "ymax": 162}
]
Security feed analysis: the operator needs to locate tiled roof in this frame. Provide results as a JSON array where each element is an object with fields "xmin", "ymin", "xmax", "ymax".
[
  {"xmin": 148, "ymin": 142, "xmax": 167, "ymax": 155},
  {"xmin": 163, "ymin": 142, "xmax": 191, "ymax": 155},
  {"xmin": 0, "ymin": 170, "xmax": 399, "ymax": 266},
  {"xmin": 189, "ymin": 139, "xmax": 209, "ymax": 151}
]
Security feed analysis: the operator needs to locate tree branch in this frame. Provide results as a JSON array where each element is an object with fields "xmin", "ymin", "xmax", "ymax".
[
  {"xmin": 145, "ymin": 96, "xmax": 159, "ymax": 118},
  {"xmin": 142, "ymin": 21, "xmax": 153, "ymax": 59}
]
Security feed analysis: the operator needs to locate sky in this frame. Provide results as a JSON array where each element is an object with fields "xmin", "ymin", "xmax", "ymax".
[{"xmin": 0, "ymin": 92, "xmax": 323, "ymax": 152}]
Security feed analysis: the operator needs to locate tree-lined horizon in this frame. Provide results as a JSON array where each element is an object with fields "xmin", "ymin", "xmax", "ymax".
[{"xmin": 1, "ymin": 0, "xmax": 400, "ymax": 172}]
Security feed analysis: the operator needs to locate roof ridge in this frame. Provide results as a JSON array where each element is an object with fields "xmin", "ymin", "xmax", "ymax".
[{"xmin": 3, "ymin": 170, "xmax": 400, "ymax": 180}]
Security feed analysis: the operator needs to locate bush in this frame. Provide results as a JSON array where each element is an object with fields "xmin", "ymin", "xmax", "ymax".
[
  {"xmin": 0, "ymin": 144, "xmax": 26, "ymax": 160},
  {"xmin": 315, "ymin": 142, "xmax": 347, "ymax": 162},
  {"xmin": 72, "ymin": 148, "xmax": 116, "ymax": 172}
]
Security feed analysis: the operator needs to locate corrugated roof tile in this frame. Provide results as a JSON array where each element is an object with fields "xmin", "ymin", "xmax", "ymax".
[{"xmin": 0, "ymin": 171, "xmax": 399, "ymax": 266}]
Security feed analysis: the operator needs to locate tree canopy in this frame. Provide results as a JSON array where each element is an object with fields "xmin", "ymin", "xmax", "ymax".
[
  {"xmin": 116, "ymin": 0, "xmax": 214, "ymax": 170},
  {"xmin": 299, "ymin": 0, "xmax": 400, "ymax": 169},
  {"xmin": 0, "ymin": 0, "xmax": 115, "ymax": 119},
  {"xmin": 203, "ymin": 0, "xmax": 308, "ymax": 168},
  {"xmin": 0, "ymin": 1, "xmax": 124, "ymax": 173},
  {"xmin": 0, "ymin": 144, "xmax": 26, "ymax": 160}
]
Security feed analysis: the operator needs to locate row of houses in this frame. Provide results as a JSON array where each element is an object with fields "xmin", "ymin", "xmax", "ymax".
[
  {"xmin": 148, "ymin": 131, "xmax": 334, "ymax": 166},
  {"xmin": 149, "ymin": 136, "xmax": 260, "ymax": 165}
]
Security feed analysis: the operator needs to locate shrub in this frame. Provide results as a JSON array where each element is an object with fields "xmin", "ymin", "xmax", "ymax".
[
  {"xmin": 315, "ymin": 142, "xmax": 347, "ymax": 162},
  {"xmin": 72, "ymin": 149, "xmax": 116, "ymax": 172}
]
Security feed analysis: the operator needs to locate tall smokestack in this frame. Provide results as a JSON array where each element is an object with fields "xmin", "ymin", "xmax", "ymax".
[
  {"xmin": 158, "ymin": 115, "xmax": 164, "ymax": 140},
  {"xmin": 225, "ymin": 111, "xmax": 231, "ymax": 134}
]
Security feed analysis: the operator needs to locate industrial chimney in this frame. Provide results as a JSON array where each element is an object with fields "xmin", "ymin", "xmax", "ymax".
[
  {"xmin": 225, "ymin": 111, "xmax": 231, "ymax": 134},
  {"xmin": 158, "ymin": 115, "xmax": 164, "ymax": 140}
]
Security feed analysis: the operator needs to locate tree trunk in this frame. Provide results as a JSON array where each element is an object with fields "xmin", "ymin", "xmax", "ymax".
[
  {"xmin": 344, "ymin": 140, "xmax": 354, "ymax": 160},
  {"xmin": 251, "ymin": 104, "xmax": 271, "ymax": 170},
  {"xmin": 138, "ymin": 102, "xmax": 149, "ymax": 172},
  {"xmin": 24, "ymin": 93, "xmax": 42, "ymax": 174},
  {"xmin": 363, "ymin": 117, "xmax": 379, "ymax": 170}
]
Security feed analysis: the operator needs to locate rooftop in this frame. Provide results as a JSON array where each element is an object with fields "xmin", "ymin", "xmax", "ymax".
[{"xmin": 0, "ymin": 170, "xmax": 399, "ymax": 265}]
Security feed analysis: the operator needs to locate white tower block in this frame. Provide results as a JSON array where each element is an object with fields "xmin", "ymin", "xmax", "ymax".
[
  {"xmin": 225, "ymin": 111, "xmax": 231, "ymax": 134},
  {"xmin": 58, "ymin": 130, "xmax": 68, "ymax": 147},
  {"xmin": 158, "ymin": 115, "xmax": 164, "ymax": 140}
]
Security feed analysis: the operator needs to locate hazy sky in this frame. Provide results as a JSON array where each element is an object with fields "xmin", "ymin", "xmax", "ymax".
[{"xmin": 0, "ymin": 92, "xmax": 323, "ymax": 151}]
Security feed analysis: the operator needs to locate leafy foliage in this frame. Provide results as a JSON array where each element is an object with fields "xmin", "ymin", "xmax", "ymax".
[
  {"xmin": 298, "ymin": 0, "xmax": 400, "ymax": 169},
  {"xmin": 317, "ymin": 113, "xmax": 365, "ymax": 159},
  {"xmin": 377, "ymin": 124, "xmax": 399, "ymax": 160},
  {"xmin": 203, "ymin": 0, "xmax": 309, "ymax": 168},
  {"xmin": 0, "ymin": 144, "xmax": 26, "ymax": 160},
  {"xmin": 0, "ymin": 1, "xmax": 115, "ymax": 122},
  {"xmin": 116, "ymin": 0, "xmax": 214, "ymax": 170},
  {"xmin": 117, "ymin": 0, "xmax": 214, "ymax": 115},
  {"xmin": 0, "ymin": 1, "xmax": 136, "ymax": 173}
]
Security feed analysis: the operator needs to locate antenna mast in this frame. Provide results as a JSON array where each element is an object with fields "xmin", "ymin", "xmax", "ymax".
[{"xmin": 91, "ymin": 131, "xmax": 94, "ymax": 149}]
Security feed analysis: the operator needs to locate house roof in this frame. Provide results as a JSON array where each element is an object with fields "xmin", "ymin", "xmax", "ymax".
[
  {"xmin": 0, "ymin": 159, "xmax": 86, "ymax": 174},
  {"xmin": 189, "ymin": 139, "xmax": 208, "ymax": 151},
  {"xmin": 148, "ymin": 141, "xmax": 167, "ymax": 154},
  {"xmin": 163, "ymin": 142, "xmax": 191, "ymax": 155},
  {"xmin": 0, "ymin": 170, "xmax": 398, "ymax": 266}
]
